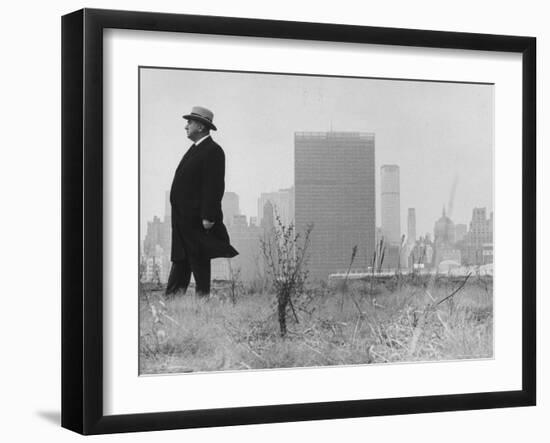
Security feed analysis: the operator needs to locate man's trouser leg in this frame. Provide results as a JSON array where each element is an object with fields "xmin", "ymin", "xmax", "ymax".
[
  {"xmin": 165, "ymin": 260, "xmax": 192, "ymax": 297},
  {"xmin": 188, "ymin": 255, "xmax": 211, "ymax": 296}
]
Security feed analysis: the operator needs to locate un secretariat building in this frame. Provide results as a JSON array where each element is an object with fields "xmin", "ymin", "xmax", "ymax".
[{"xmin": 295, "ymin": 131, "xmax": 375, "ymax": 281}]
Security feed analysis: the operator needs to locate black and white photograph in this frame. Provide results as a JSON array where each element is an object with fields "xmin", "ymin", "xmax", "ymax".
[
  {"xmin": 1, "ymin": 0, "xmax": 545, "ymax": 440},
  {"xmin": 139, "ymin": 67, "xmax": 494, "ymax": 375}
]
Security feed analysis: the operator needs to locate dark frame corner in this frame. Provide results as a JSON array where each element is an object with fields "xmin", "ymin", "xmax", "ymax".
[{"xmin": 62, "ymin": 8, "xmax": 536, "ymax": 435}]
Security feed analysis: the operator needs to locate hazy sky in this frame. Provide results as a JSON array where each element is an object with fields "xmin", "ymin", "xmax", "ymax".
[{"xmin": 140, "ymin": 67, "xmax": 493, "ymax": 240}]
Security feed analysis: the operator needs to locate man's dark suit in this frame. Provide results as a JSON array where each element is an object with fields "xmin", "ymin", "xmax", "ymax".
[{"xmin": 166, "ymin": 136, "xmax": 238, "ymax": 296}]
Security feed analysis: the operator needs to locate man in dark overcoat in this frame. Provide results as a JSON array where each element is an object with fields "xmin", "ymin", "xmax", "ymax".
[{"xmin": 166, "ymin": 106, "xmax": 238, "ymax": 298}]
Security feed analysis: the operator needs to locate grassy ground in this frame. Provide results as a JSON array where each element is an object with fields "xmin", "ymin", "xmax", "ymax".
[{"xmin": 139, "ymin": 277, "xmax": 493, "ymax": 374}]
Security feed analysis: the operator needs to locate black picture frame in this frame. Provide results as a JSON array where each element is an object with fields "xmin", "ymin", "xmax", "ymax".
[{"xmin": 61, "ymin": 8, "xmax": 536, "ymax": 435}]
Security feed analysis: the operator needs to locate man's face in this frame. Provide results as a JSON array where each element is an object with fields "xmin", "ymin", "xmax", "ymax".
[{"xmin": 185, "ymin": 119, "xmax": 203, "ymax": 141}]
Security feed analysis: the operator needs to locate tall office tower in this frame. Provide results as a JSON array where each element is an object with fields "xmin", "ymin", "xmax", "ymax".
[
  {"xmin": 469, "ymin": 208, "xmax": 493, "ymax": 246},
  {"xmin": 222, "ymin": 191, "xmax": 240, "ymax": 227},
  {"xmin": 295, "ymin": 131, "xmax": 375, "ymax": 281},
  {"xmin": 459, "ymin": 207, "xmax": 493, "ymax": 265},
  {"xmin": 257, "ymin": 186, "xmax": 295, "ymax": 227},
  {"xmin": 381, "ymin": 165, "xmax": 401, "ymax": 244},
  {"xmin": 407, "ymin": 208, "xmax": 417, "ymax": 245},
  {"xmin": 261, "ymin": 200, "xmax": 275, "ymax": 232}
]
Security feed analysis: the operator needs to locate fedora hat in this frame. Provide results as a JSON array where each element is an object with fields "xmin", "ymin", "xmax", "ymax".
[{"xmin": 182, "ymin": 106, "xmax": 217, "ymax": 131}]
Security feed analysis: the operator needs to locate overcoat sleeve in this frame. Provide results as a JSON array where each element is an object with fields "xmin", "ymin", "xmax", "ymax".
[{"xmin": 201, "ymin": 145, "xmax": 225, "ymax": 221}]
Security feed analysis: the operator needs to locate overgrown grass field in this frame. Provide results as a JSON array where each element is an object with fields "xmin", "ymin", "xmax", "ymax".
[{"xmin": 139, "ymin": 278, "xmax": 493, "ymax": 374}]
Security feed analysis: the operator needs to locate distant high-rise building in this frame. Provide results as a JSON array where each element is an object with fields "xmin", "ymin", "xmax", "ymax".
[
  {"xmin": 469, "ymin": 208, "xmax": 493, "ymax": 246},
  {"xmin": 434, "ymin": 206, "xmax": 456, "ymax": 245},
  {"xmin": 140, "ymin": 253, "xmax": 165, "ymax": 283},
  {"xmin": 221, "ymin": 214, "xmax": 263, "ymax": 282},
  {"xmin": 142, "ymin": 214, "xmax": 171, "ymax": 283},
  {"xmin": 295, "ymin": 131, "xmax": 375, "ymax": 280},
  {"xmin": 459, "ymin": 208, "xmax": 493, "ymax": 265},
  {"xmin": 383, "ymin": 244, "xmax": 401, "ymax": 271},
  {"xmin": 407, "ymin": 208, "xmax": 416, "ymax": 245},
  {"xmin": 455, "ymin": 223, "xmax": 467, "ymax": 242},
  {"xmin": 257, "ymin": 187, "xmax": 295, "ymax": 227},
  {"xmin": 381, "ymin": 165, "xmax": 401, "ymax": 244},
  {"xmin": 233, "ymin": 214, "xmax": 248, "ymax": 228},
  {"xmin": 409, "ymin": 236, "xmax": 434, "ymax": 269},
  {"xmin": 261, "ymin": 200, "xmax": 275, "ymax": 232},
  {"xmin": 433, "ymin": 206, "xmax": 459, "ymax": 267},
  {"xmin": 222, "ymin": 191, "xmax": 240, "ymax": 227}
]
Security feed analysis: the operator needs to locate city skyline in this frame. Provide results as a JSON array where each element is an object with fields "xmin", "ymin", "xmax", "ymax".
[
  {"xmin": 140, "ymin": 176, "xmax": 490, "ymax": 245},
  {"xmin": 141, "ymin": 186, "xmax": 494, "ymax": 283},
  {"xmin": 140, "ymin": 68, "xmax": 493, "ymax": 243},
  {"xmin": 143, "ymin": 186, "xmax": 492, "ymax": 249}
]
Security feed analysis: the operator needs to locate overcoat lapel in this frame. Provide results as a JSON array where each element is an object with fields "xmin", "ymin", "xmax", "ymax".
[{"xmin": 176, "ymin": 143, "xmax": 199, "ymax": 173}]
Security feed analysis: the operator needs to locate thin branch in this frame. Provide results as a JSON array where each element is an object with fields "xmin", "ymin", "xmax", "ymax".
[{"xmin": 435, "ymin": 272, "xmax": 472, "ymax": 307}]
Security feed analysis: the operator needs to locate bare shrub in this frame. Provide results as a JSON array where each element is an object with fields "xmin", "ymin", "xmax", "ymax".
[
  {"xmin": 260, "ymin": 217, "xmax": 313, "ymax": 337},
  {"xmin": 227, "ymin": 261, "xmax": 244, "ymax": 305}
]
